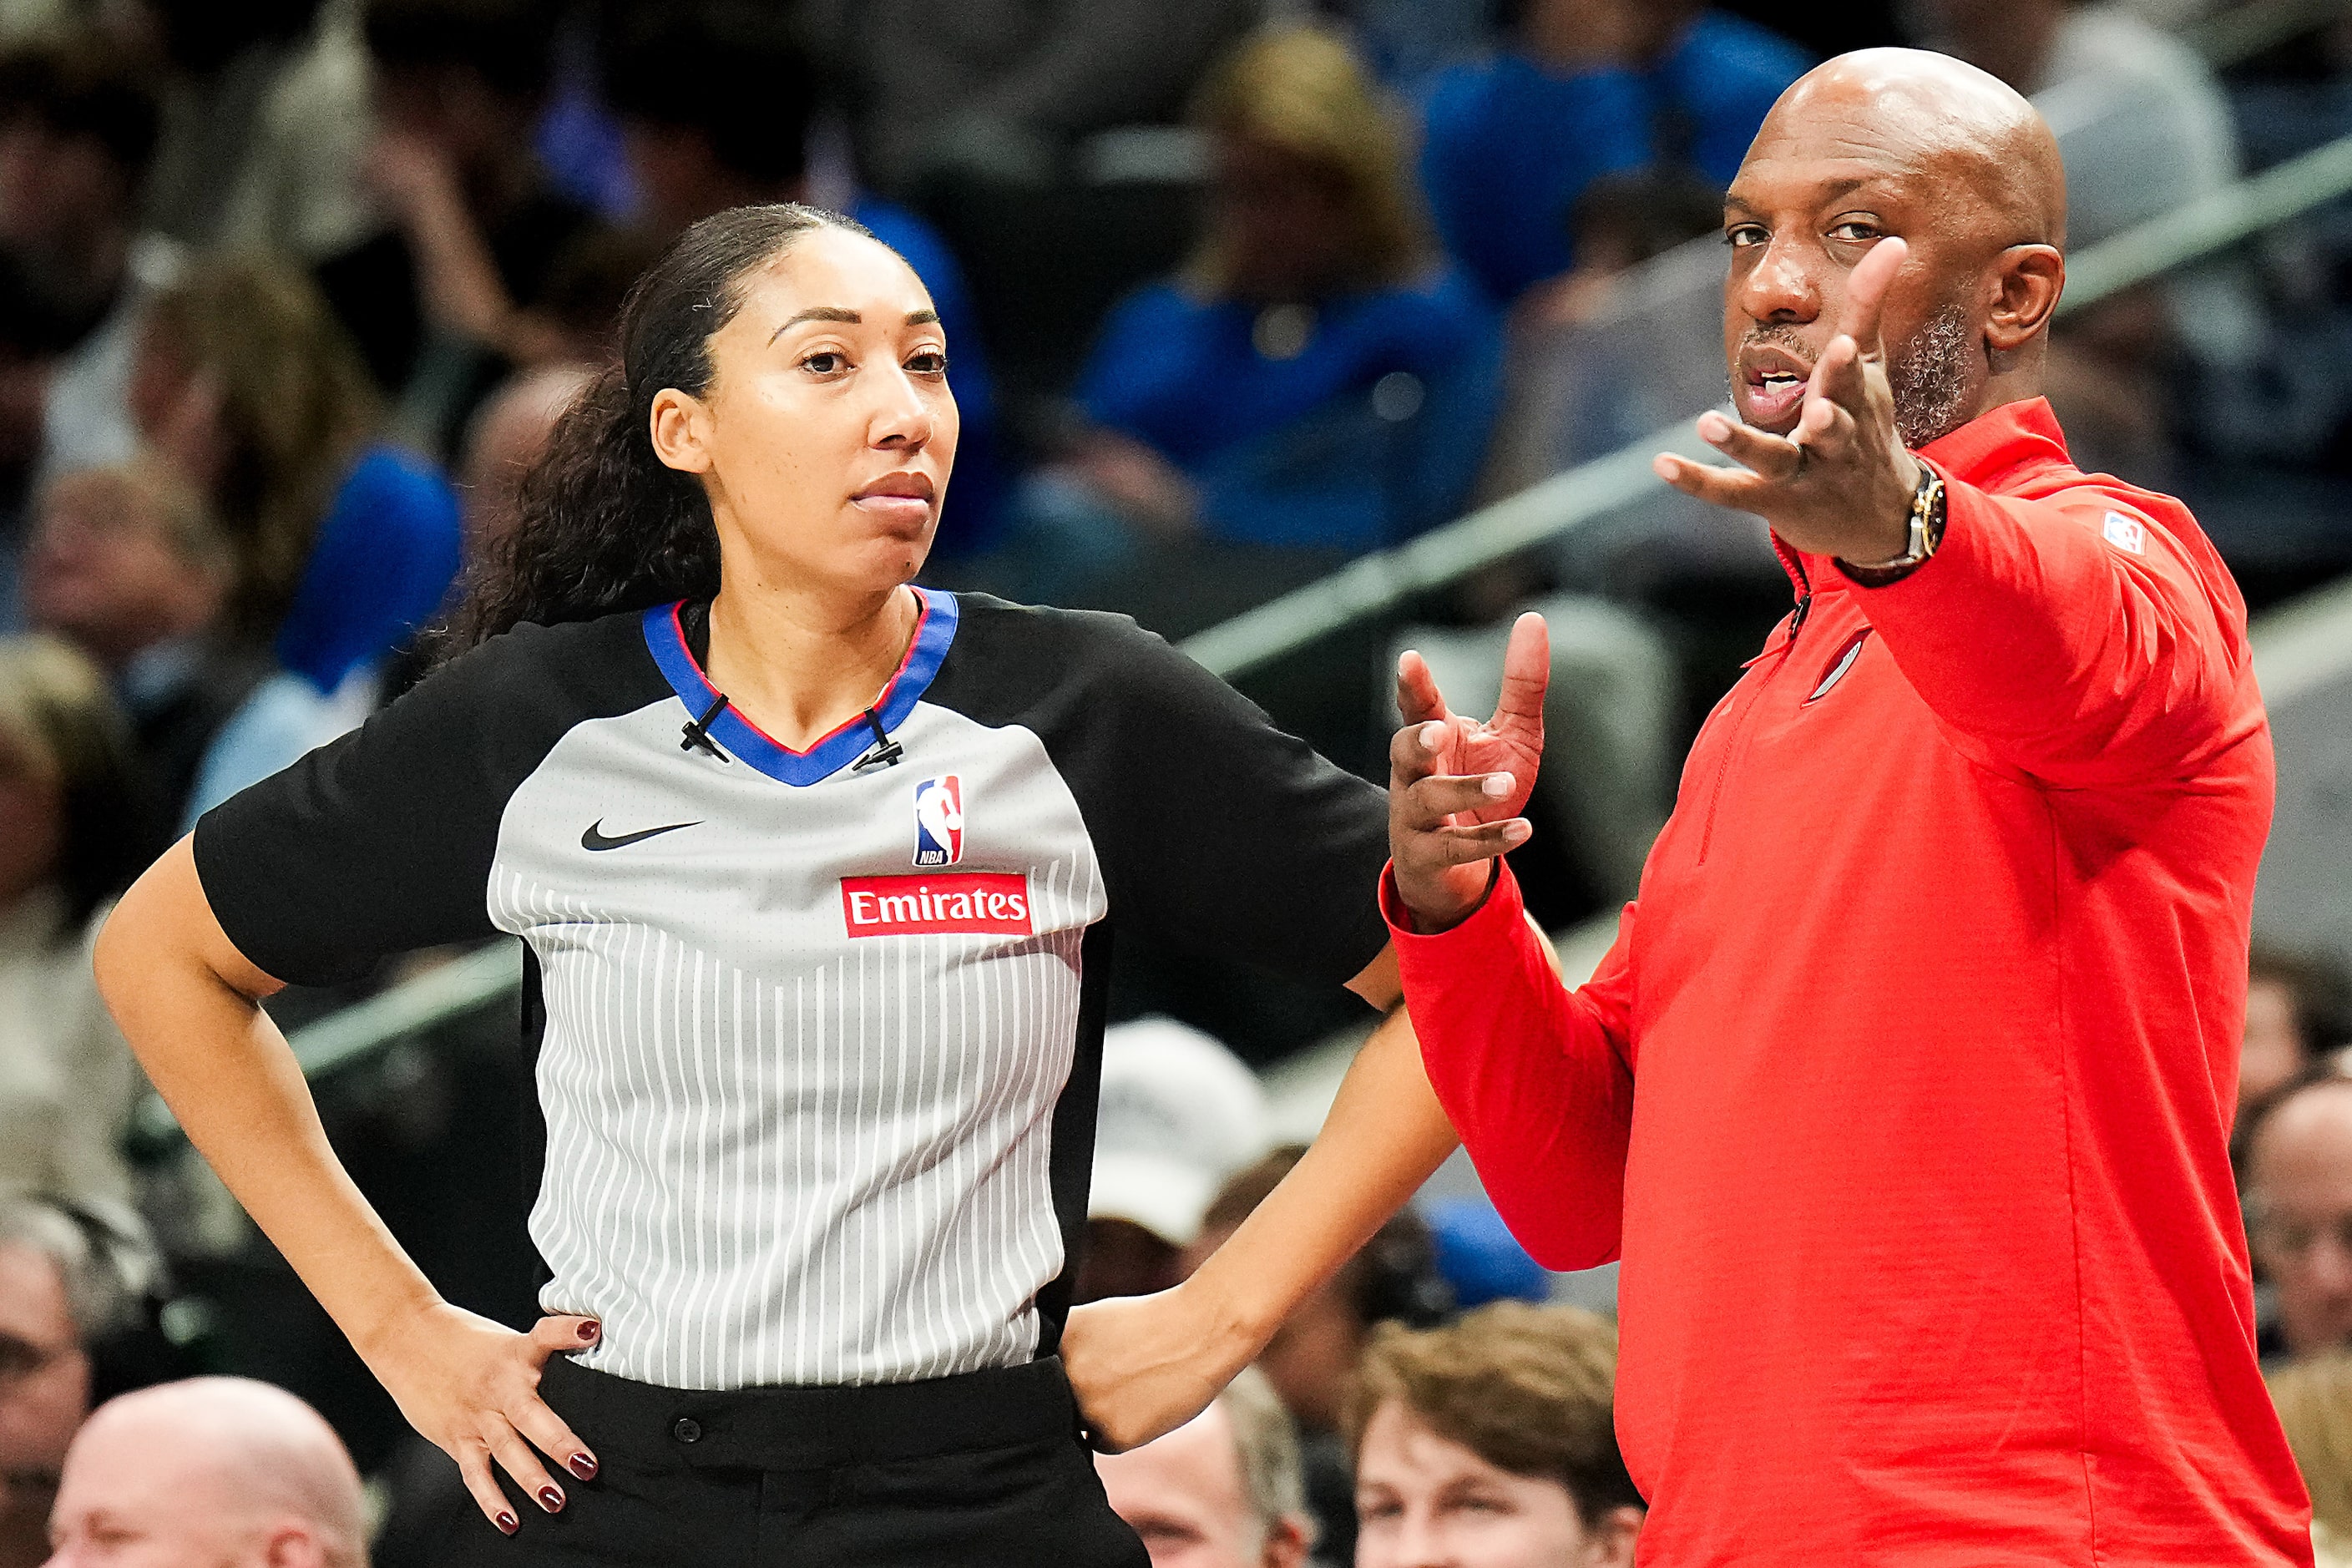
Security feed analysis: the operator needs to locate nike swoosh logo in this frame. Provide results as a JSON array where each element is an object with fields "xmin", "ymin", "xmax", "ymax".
[{"xmin": 581, "ymin": 819, "xmax": 701, "ymax": 852}]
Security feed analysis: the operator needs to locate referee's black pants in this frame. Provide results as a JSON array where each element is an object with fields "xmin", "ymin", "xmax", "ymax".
[{"xmin": 432, "ymin": 1353, "xmax": 1151, "ymax": 1566}]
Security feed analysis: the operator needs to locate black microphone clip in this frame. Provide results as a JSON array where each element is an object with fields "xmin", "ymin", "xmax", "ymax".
[
  {"xmin": 852, "ymin": 707, "xmax": 903, "ymax": 771},
  {"xmin": 681, "ymin": 692, "xmax": 731, "ymax": 760}
]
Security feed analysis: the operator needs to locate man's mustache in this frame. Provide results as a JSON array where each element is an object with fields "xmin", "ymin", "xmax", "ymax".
[
  {"xmin": 1727, "ymin": 311, "xmax": 1974, "ymax": 448},
  {"xmin": 1738, "ymin": 324, "xmax": 1813, "ymax": 363}
]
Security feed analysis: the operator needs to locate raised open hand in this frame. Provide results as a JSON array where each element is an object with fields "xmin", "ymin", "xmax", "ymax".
[
  {"xmin": 1654, "ymin": 235, "xmax": 1924, "ymax": 564},
  {"xmin": 1388, "ymin": 611, "xmax": 1548, "ymax": 932}
]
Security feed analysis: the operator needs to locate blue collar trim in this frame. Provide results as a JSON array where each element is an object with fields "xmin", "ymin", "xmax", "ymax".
[{"xmin": 640, "ymin": 589, "xmax": 959, "ymax": 787}]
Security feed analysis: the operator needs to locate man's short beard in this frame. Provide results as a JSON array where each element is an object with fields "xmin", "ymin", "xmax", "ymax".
[
  {"xmin": 1886, "ymin": 304, "xmax": 1976, "ymax": 448},
  {"xmin": 1729, "ymin": 305, "xmax": 1980, "ymax": 449}
]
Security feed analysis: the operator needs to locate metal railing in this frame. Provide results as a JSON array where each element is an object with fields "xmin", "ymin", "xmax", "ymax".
[
  {"xmin": 132, "ymin": 98, "xmax": 2352, "ymax": 1134},
  {"xmin": 2191, "ymin": 0, "xmax": 2352, "ymax": 68},
  {"xmin": 2250, "ymin": 572, "xmax": 2352, "ymax": 965},
  {"xmin": 130, "ymin": 942, "xmax": 524, "ymax": 1149}
]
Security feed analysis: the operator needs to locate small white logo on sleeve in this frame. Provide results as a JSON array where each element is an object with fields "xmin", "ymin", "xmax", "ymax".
[{"xmin": 2102, "ymin": 512, "xmax": 2146, "ymax": 555}]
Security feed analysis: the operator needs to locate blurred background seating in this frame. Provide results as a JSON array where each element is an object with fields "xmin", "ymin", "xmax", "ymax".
[{"xmin": 0, "ymin": 2, "xmax": 2346, "ymax": 1562}]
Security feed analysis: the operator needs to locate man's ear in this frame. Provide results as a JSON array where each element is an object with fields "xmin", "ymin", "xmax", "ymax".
[
  {"xmin": 1586, "ymin": 1503, "xmax": 1646, "ymax": 1567},
  {"xmin": 649, "ymin": 387, "xmax": 713, "ymax": 475},
  {"xmin": 259, "ymin": 1523, "xmax": 326, "ymax": 1568},
  {"xmin": 1263, "ymin": 1513, "xmax": 1315, "ymax": 1568},
  {"xmin": 1986, "ymin": 244, "xmax": 2065, "ymax": 354}
]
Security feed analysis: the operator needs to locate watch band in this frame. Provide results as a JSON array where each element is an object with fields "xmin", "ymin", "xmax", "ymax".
[{"xmin": 1840, "ymin": 464, "xmax": 1946, "ymax": 586}]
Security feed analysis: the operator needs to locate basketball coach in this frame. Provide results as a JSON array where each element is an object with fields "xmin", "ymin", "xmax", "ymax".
[{"xmin": 1383, "ymin": 48, "xmax": 2313, "ymax": 1566}]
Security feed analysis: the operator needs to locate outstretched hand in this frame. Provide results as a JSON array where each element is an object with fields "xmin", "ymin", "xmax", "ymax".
[
  {"xmin": 1388, "ymin": 611, "xmax": 1549, "ymax": 933},
  {"xmin": 1654, "ymin": 235, "xmax": 1923, "ymax": 564}
]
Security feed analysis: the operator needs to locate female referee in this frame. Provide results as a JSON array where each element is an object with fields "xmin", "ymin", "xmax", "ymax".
[{"xmin": 93, "ymin": 205, "xmax": 1474, "ymax": 1564}]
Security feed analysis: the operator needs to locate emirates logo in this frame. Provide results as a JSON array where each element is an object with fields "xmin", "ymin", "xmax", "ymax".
[{"xmin": 842, "ymin": 873, "xmax": 1032, "ymax": 938}]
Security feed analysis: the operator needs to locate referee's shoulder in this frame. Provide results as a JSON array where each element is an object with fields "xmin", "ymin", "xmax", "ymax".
[
  {"xmin": 948, "ymin": 591, "xmax": 1187, "ymax": 670},
  {"xmin": 414, "ymin": 606, "xmax": 658, "ymax": 713},
  {"xmin": 943, "ymin": 591, "xmax": 1217, "ymax": 709}
]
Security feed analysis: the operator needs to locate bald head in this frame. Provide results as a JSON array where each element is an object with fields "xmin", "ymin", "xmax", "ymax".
[
  {"xmin": 462, "ymin": 363, "xmax": 594, "ymax": 561},
  {"xmin": 1722, "ymin": 48, "xmax": 2069, "ymax": 448},
  {"xmin": 2246, "ymin": 1078, "xmax": 2352, "ymax": 1359},
  {"xmin": 1768, "ymin": 49, "xmax": 2065, "ymax": 247},
  {"xmin": 1095, "ymin": 1371, "xmax": 1313, "ymax": 1568},
  {"xmin": 47, "ymin": 1378, "xmax": 366, "ymax": 1567}
]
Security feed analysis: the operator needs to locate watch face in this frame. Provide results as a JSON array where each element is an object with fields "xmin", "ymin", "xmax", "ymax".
[{"xmin": 1920, "ymin": 474, "xmax": 1947, "ymax": 557}]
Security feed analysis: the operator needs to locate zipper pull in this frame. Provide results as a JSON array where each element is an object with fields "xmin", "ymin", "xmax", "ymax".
[{"xmin": 1788, "ymin": 593, "xmax": 1812, "ymax": 646}]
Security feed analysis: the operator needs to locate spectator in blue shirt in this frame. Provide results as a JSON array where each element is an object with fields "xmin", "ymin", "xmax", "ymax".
[
  {"xmin": 1009, "ymin": 25, "xmax": 1500, "ymax": 595},
  {"xmin": 597, "ymin": 1, "xmax": 1009, "ymax": 554},
  {"xmin": 1419, "ymin": 0, "xmax": 1808, "ymax": 305},
  {"xmin": 128, "ymin": 257, "xmax": 461, "ymax": 699}
]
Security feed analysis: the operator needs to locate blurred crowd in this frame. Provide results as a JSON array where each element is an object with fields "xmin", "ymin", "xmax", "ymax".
[{"xmin": 2, "ymin": 0, "xmax": 2352, "ymax": 1562}]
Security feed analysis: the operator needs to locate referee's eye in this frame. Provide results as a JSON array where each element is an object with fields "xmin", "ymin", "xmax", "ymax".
[
  {"xmin": 907, "ymin": 352, "xmax": 948, "ymax": 376},
  {"xmin": 801, "ymin": 352, "xmax": 848, "ymax": 375}
]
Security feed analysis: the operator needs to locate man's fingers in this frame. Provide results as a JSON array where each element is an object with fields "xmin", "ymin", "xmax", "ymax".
[
  {"xmin": 1806, "ymin": 334, "xmax": 1876, "ymax": 426},
  {"xmin": 1837, "ymin": 235, "xmax": 1907, "ymax": 358},
  {"xmin": 1495, "ymin": 611, "xmax": 1550, "ymax": 731},
  {"xmin": 1410, "ymin": 819, "xmax": 1533, "ymax": 867},
  {"xmin": 1794, "ymin": 377, "xmax": 1859, "ymax": 457},
  {"xmin": 1396, "ymin": 650, "xmax": 1453, "ymax": 728},
  {"xmin": 456, "ymin": 1445, "xmax": 520, "ymax": 1535},
  {"xmin": 1408, "ymin": 772, "xmax": 1516, "ymax": 823},
  {"xmin": 1652, "ymin": 452, "xmax": 1772, "ymax": 512},
  {"xmin": 1388, "ymin": 719, "xmax": 1453, "ymax": 786},
  {"xmin": 1697, "ymin": 410, "xmax": 1803, "ymax": 480}
]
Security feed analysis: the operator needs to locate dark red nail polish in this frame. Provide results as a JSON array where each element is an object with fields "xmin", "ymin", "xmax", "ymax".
[
  {"xmin": 496, "ymin": 1512, "xmax": 518, "ymax": 1535},
  {"xmin": 577, "ymin": 1320, "xmax": 600, "ymax": 1341},
  {"xmin": 568, "ymin": 1452, "xmax": 597, "ymax": 1480},
  {"xmin": 539, "ymin": 1485, "xmax": 565, "ymax": 1512}
]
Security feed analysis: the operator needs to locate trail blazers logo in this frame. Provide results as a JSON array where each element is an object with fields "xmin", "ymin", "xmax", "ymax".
[
  {"xmin": 1806, "ymin": 628, "xmax": 1872, "ymax": 704},
  {"xmin": 913, "ymin": 776, "xmax": 964, "ymax": 867}
]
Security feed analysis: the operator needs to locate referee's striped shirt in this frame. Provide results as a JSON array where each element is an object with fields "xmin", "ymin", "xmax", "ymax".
[{"xmin": 195, "ymin": 591, "xmax": 1389, "ymax": 1390}]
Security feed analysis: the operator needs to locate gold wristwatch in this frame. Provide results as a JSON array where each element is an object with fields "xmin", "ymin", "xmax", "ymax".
[{"xmin": 1841, "ymin": 463, "xmax": 1946, "ymax": 584}]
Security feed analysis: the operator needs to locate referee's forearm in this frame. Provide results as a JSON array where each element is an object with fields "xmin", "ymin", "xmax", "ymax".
[
  {"xmin": 97, "ymin": 843, "xmax": 442, "ymax": 1359},
  {"xmin": 1187, "ymin": 1008, "xmax": 1457, "ymax": 1348}
]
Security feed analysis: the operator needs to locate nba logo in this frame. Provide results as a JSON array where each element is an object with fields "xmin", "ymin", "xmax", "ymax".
[{"xmin": 913, "ymin": 776, "xmax": 964, "ymax": 867}]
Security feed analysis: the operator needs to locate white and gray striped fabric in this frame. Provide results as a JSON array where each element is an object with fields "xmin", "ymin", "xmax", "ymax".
[
  {"xmin": 194, "ymin": 594, "xmax": 1391, "ymax": 1396},
  {"xmin": 490, "ymin": 700, "xmax": 1107, "ymax": 1389}
]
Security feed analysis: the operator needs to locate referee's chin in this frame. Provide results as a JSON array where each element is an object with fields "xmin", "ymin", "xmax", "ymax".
[{"xmin": 811, "ymin": 522, "xmax": 933, "ymax": 591}]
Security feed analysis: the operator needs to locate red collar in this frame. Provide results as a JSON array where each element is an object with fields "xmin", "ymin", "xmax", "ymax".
[
  {"xmin": 1916, "ymin": 396, "xmax": 2071, "ymax": 489},
  {"xmin": 1771, "ymin": 397, "xmax": 2074, "ymax": 602}
]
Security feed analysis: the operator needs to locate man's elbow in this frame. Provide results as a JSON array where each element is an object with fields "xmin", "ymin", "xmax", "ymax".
[
  {"xmin": 1487, "ymin": 1190, "xmax": 1622, "ymax": 1273},
  {"xmin": 1520, "ymin": 1227, "xmax": 1622, "ymax": 1275}
]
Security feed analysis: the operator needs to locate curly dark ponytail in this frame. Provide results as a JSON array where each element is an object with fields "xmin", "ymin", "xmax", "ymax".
[{"xmin": 453, "ymin": 203, "xmax": 873, "ymax": 647}]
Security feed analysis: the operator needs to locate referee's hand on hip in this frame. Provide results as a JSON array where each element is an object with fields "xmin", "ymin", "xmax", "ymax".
[
  {"xmin": 1388, "ymin": 611, "xmax": 1549, "ymax": 934},
  {"xmin": 364, "ymin": 1302, "xmax": 604, "ymax": 1536}
]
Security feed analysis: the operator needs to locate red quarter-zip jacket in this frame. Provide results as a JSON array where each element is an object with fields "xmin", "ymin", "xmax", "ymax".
[{"xmin": 1387, "ymin": 399, "xmax": 2311, "ymax": 1565}]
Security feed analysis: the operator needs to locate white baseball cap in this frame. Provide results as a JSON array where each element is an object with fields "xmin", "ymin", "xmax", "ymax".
[{"xmin": 1090, "ymin": 1017, "xmax": 1270, "ymax": 1247}]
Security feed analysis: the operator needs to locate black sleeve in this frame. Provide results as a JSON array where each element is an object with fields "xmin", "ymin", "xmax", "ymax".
[
  {"xmin": 1086, "ymin": 620, "xmax": 1391, "ymax": 987},
  {"xmin": 192, "ymin": 620, "xmax": 622, "ymax": 987}
]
